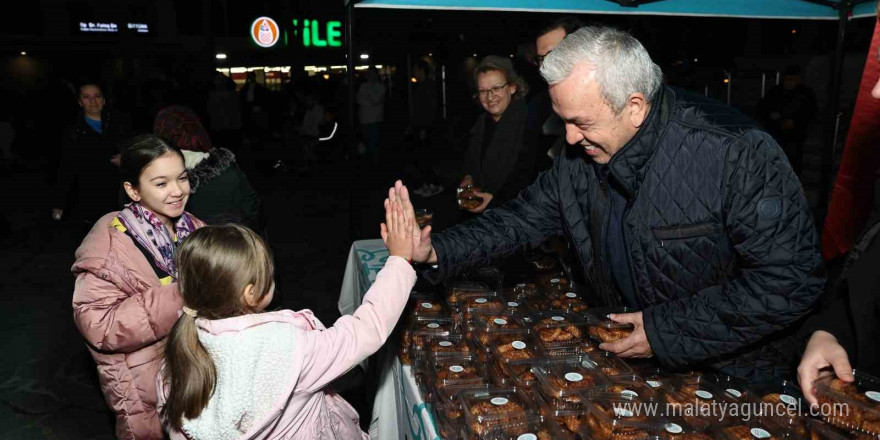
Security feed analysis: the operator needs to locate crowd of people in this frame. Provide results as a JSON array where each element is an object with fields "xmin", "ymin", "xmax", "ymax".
[{"xmin": 37, "ymin": 16, "xmax": 879, "ymax": 440}]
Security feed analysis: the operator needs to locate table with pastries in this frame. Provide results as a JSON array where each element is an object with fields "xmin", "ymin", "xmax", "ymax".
[{"xmin": 339, "ymin": 239, "xmax": 879, "ymax": 440}]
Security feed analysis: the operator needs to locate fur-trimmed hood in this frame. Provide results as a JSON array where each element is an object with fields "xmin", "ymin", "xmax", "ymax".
[{"xmin": 184, "ymin": 148, "xmax": 236, "ymax": 193}]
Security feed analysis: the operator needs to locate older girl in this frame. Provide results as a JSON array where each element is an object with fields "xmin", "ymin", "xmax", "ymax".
[{"xmin": 72, "ymin": 134, "xmax": 204, "ymax": 440}]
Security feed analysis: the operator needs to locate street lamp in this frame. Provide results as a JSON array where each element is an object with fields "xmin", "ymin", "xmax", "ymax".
[{"xmin": 216, "ymin": 53, "xmax": 227, "ymax": 60}]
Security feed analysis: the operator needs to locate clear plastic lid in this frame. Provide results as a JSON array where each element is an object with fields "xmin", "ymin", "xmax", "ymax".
[
  {"xmin": 584, "ymin": 350, "xmax": 635, "ymax": 379},
  {"xmin": 460, "ymin": 292, "xmax": 506, "ymax": 326},
  {"xmin": 534, "ymin": 359, "xmax": 609, "ymax": 402},
  {"xmin": 537, "ymin": 273, "xmax": 569, "ymax": 294},
  {"xmin": 431, "ymin": 356, "xmax": 487, "ymax": 390},
  {"xmin": 411, "ymin": 297, "xmax": 448, "ymax": 318},
  {"xmin": 814, "ymin": 370, "xmax": 880, "ymax": 437},
  {"xmin": 458, "ymin": 388, "xmax": 537, "ymax": 438},
  {"xmin": 581, "ymin": 396, "xmax": 668, "ymax": 440},
  {"xmin": 490, "ymin": 338, "xmax": 543, "ymax": 388},
  {"xmin": 660, "ymin": 376, "xmax": 736, "ymax": 431},
  {"xmin": 473, "ymin": 313, "xmax": 529, "ymax": 348},
  {"xmin": 425, "ymin": 333, "xmax": 475, "ymax": 360},
  {"xmin": 445, "ymin": 280, "xmax": 491, "ymax": 306},
  {"xmin": 710, "ymin": 373, "xmax": 750, "ymax": 401},
  {"xmin": 588, "ymin": 375, "xmax": 659, "ymax": 402},
  {"xmin": 524, "ymin": 311, "xmax": 590, "ymax": 349},
  {"xmin": 584, "ymin": 307, "xmax": 637, "ymax": 344},
  {"xmin": 744, "ymin": 379, "xmax": 807, "ymax": 434},
  {"xmin": 433, "ymin": 409, "xmax": 465, "ymax": 440},
  {"xmin": 464, "ymin": 414, "xmax": 557, "ymax": 440},
  {"xmin": 499, "ymin": 289, "xmax": 529, "ymax": 313},
  {"xmin": 409, "ymin": 317, "xmax": 455, "ymax": 351},
  {"xmin": 431, "ymin": 382, "xmax": 494, "ymax": 423},
  {"xmin": 530, "ymin": 387, "xmax": 585, "ymax": 438}
]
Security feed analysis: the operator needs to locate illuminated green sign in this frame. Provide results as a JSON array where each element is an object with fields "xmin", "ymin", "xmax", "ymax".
[{"xmin": 292, "ymin": 19, "xmax": 342, "ymax": 48}]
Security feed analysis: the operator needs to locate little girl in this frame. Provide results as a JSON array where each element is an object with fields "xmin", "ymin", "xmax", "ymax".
[{"xmin": 157, "ymin": 201, "xmax": 416, "ymax": 439}]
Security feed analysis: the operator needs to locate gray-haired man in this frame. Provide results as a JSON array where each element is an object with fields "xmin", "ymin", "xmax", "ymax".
[{"xmin": 387, "ymin": 26, "xmax": 823, "ymax": 381}]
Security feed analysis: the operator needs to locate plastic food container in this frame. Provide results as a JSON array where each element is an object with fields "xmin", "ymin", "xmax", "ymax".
[
  {"xmin": 490, "ymin": 338, "xmax": 543, "ymax": 388},
  {"xmin": 458, "ymin": 388, "xmax": 538, "ymax": 438},
  {"xmin": 581, "ymin": 396, "xmax": 668, "ymax": 440},
  {"xmin": 660, "ymin": 376, "xmax": 737, "ymax": 431},
  {"xmin": 431, "ymin": 356, "xmax": 487, "ymax": 391},
  {"xmin": 584, "ymin": 350, "xmax": 635, "ymax": 379},
  {"xmin": 408, "ymin": 317, "xmax": 455, "ymax": 352},
  {"xmin": 433, "ymin": 409, "xmax": 465, "ymax": 440},
  {"xmin": 446, "ymin": 280, "xmax": 491, "ymax": 307},
  {"xmin": 711, "ymin": 373, "xmax": 751, "ymax": 401},
  {"xmin": 534, "ymin": 359, "xmax": 609, "ymax": 411},
  {"xmin": 459, "ymin": 292, "xmax": 506, "ymax": 329},
  {"xmin": 744, "ymin": 379, "xmax": 809, "ymax": 437},
  {"xmin": 472, "ymin": 312, "xmax": 529, "ymax": 350},
  {"xmin": 418, "ymin": 333, "xmax": 474, "ymax": 369},
  {"xmin": 524, "ymin": 311, "xmax": 590, "ymax": 350},
  {"xmin": 431, "ymin": 382, "xmax": 494, "ymax": 422},
  {"xmin": 802, "ymin": 419, "xmax": 852, "ymax": 440},
  {"xmin": 498, "ymin": 290, "xmax": 529, "ymax": 314},
  {"xmin": 538, "ymin": 274, "xmax": 569, "ymax": 295},
  {"xmin": 587, "ymin": 375, "xmax": 659, "ymax": 401},
  {"xmin": 410, "ymin": 296, "xmax": 448, "ymax": 319},
  {"xmin": 655, "ymin": 417, "xmax": 715, "ymax": 440},
  {"xmin": 512, "ymin": 282, "xmax": 541, "ymax": 300},
  {"xmin": 540, "ymin": 339, "xmax": 600, "ymax": 360},
  {"xmin": 714, "ymin": 419, "xmax": 804, "ymax": 440},
  {"xmin": 531, "ymin": 387, "xmax": 583, "ymax": 439},
  {"xmin": 814, "ymin": 370, "xmax": 880, "ymax": 437},
  {"xmin": 584, "ymin": 307, "xmax": 637, "ymax": 344}
]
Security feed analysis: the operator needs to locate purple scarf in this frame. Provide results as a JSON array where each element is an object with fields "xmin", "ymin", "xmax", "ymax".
[{"xmin": 117, "ymin": 203, "xmax": 197, "ymax": 279}]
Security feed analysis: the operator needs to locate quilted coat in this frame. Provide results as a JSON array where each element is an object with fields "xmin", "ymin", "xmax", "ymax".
[
  {"xmin": 428, "ymin": 86, "xmax": 825, "ymax": 381},
  {"xmin": 157, "ymin": 256, "xmax": 417, "ymax": 440},
  {"xmin": 72, "ymin": 212, "xmax": 204, "ymax": 440}
]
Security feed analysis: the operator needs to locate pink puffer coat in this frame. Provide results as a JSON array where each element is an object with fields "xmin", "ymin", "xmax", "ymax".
[{"xmin": 71, "ymin": 212, "xmax": 204, "ymax": 440}]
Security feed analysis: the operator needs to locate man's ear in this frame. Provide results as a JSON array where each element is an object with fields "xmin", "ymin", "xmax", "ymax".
[
  {"xmin": 627, "ymin": 92, "xmax": 649, "ymax": 128},
  {"xmin": 123, "ymin": 182, "xmax": 141, "ymax": 202}
]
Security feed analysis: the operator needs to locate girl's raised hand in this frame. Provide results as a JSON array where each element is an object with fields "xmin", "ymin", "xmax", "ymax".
[{"xmin": 381, "ymin": 199, "xmax": 414, "ymax": 261}]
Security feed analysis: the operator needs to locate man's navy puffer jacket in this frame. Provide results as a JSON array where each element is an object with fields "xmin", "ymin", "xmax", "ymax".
[{"xmin": 427, "ymin": 86, "xmax": 825, "ymax": 381}]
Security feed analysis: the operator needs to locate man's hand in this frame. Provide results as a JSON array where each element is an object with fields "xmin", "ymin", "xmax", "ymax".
[
  {"xmin": 389, "ymin": 180, "xmax": 436, "ymax": 264},
  {"xmin": 599, "ymin": 312, "xmax": 653, "ymax": 358},
  {"xmin": 466, "ymin": 190, "xmax": 493, "ymax": 214},
  {"xmin": 110, "ymin": 154, "xmax": 121, "ymax": 167},
  {"xmin": 798, "ymin": 330, "xmax": 854, "ymax": 406}
]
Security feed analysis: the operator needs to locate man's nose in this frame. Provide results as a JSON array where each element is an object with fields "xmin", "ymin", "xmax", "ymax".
[{"xmin": 565, "ymin": 124, "xmax": 582, "ymax": 145}]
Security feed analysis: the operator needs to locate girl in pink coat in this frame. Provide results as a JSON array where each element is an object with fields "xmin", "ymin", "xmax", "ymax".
[
  {"xmin": 157, "ymin": 201, "xmax": 416, "ymax": 439},
  {"xmin": 72, "ymin": 135, "xmax": 204, "ymax": 440}
]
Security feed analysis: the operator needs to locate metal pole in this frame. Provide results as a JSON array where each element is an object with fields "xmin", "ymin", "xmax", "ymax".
[
  {"xmin": 776, "ymin": 71, "xmax": 781, "ymax": 86},
  {"xmin": 704, "ymin": 85, "xmax": 708, "ymax": 97},
  {"xmin": 406, "ymin": 54, "xmax": 413, "ymax": 124},
  {"xmin": 820, "ymin": 1, "xmax": 851, "ymax": 219},
  {"xmin": 726, "ymin": 73, "xmax": 732, "ymax": 105},
  {"xmin": 346, "ymin": 3, "xmax": 355, "ymax": 137},
  {"xmin": 761, "ymin": 72, "xmax": 766, "ymax": 98},
  {"xmin": 441, "ymin": 65, "xmax": 447, "ymax": 120}
]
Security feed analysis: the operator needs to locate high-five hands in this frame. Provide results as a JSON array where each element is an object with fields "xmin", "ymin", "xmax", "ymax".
[
  {"xmin": 385, "ymin": 180, "xmax": 437, "ymax": 264},
  {"xmin": 380, "ymin": 199, "xmax": 414, "ymax": 261}
]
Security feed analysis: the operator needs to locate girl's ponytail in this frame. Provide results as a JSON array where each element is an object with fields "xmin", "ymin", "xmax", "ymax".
[
  {"xmin": 161, "ymin": 311, "xmax": 216, "ymax": 431},
  {"xmin": 160, "ymin": 224, "xmax": 274, "ymax": 430}
]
